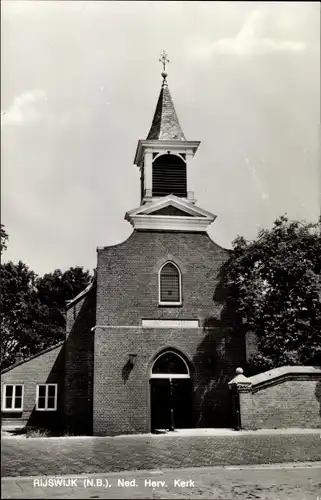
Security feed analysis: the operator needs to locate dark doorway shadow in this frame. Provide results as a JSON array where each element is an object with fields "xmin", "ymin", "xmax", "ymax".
[{"xmin": 150, "ymin": 378, "xmax": 193, "ymax": 432}]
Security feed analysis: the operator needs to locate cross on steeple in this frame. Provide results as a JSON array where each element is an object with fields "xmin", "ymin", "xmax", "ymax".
[{"xmin": 159, "ymin": 50, "xmax": 170, "ymax": 76}]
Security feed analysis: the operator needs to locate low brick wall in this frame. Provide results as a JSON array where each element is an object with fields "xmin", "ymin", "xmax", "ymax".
[{"xmin": 228, "ymin": 366, "xmax": 321, "ymax": 430}]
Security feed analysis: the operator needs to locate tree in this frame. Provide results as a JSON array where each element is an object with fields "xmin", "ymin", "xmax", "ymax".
[
  {"xmin": 0, "ymin": 261, "xmax": 44, "ymax": 369},
  {"xmin": 36, "ymin": 267, "xmax": 92, "ymax": 314},
  {"xmin": 222, "ymin": 215, "xmax": 321, "ymax": 374},
  {"xmin": 1, "ymin": 224, "xmax": 8, "ymax": 253},
  {"xmin": 36, "ymin": 266, "xmax": 92, "ymax": 330},
  {"xmin": 1, "ymin": 261, "xmax": 92, "ymax": 370}
]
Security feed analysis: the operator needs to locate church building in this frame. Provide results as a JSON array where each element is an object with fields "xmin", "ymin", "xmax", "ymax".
[{"xmin": 1, "ymin": 54, "xmax": 247, "ymax": 436}]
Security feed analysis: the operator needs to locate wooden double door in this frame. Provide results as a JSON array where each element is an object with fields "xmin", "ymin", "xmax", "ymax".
[{"xmin": 150, "ymin": 378, "xmax": 194, "ymax": 432}]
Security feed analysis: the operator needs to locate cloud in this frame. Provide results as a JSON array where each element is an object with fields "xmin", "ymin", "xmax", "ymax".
[
  {"xmin": 1, "ymin": 89, "xmax": 76, "ymax": 128},
  {"xmin": 192, "ymin": 10, "xmax": 306, "ymax": 58},
  {"xmin": 1, "ymin": 89, "xmax": 48, "ymax": 127}
]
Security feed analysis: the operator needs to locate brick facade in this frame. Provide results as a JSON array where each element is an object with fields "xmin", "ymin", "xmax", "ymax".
[
  {"xmin": 1, "ymin": 344, "xmax": 65, "ymax": 430},
  {"xmin": 64, "ymin": 287, "xmax": 96, "ymax": 434},
  {"xmin": 96, "ymin": 230, "xmax": 230, "ymax": 326},
  {"xmin": 1, "ymin": 229, "xmax": 246, "ymax": 435},
  {"xmin": 93, "ymin": 229, "xmax": 246, "ymax": 435}
]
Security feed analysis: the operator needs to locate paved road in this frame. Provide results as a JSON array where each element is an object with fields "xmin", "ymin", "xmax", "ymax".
[
  {"xmin": 2, "ymin": 463, "xmax": 321, "ymax": 499},
  {"xmin": 2, "ymin": 430, "xmax": 321, "ymax": 477}
]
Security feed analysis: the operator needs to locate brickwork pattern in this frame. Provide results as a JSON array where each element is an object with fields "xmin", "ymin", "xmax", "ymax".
[
  {"xmin": 1, "ymin": 345, "xmax": 65, "ymax": 429},
  {"xmin": 96, "ymin": 231, "xmax": 230, "ymax": 327},
  {"xmin": 93, "ymin": 326, "xmax": 245, "ymax": 436},
  {"xmin": 239, "ymin": 378, "xmax": 321, "ymax": 429},
  {"xmin": 64, "ymin": 288, "xmax": 96, "ymax": 434},
  {"xmin": 94, "ymin": 230, "xmax": 245, "ymax": 435}
]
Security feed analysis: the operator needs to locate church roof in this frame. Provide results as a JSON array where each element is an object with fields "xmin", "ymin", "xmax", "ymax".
[
  {"xmin": 1, "ymin": 341, "xmax": 65, "ymax": 374},
  {"xmin": 146, "ymin": 78, "xmax": 186, "ymax": 141},
  {"xmin": 66, "ymin": 274, "xmax": 96, "ymax": 309}
]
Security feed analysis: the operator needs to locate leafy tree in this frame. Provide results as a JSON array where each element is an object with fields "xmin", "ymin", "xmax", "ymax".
[
  {"xmin": 1, "ymin": 224, "xmax": 8, "ymax": 253},
  {"xmin": 223, "ymin": 215, "xmax": 321, "ymax": 374},
  {"xmin": 1, "ymin": 260, "xmax": 92, "ymax": 370},
  {"xmin": 0, "ymin": 261, "xmax": 44, "ymax": 368},
  {"xmin": 36, "ymin": 267, "xmax": 92, "ymax": 331},
  {"xmin": 36, "ymin": 267, "xmax": 92, "ymax": 314}
]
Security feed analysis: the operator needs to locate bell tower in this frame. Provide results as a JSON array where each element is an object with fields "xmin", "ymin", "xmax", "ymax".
[
  {"xmin": 134, "ymin": 51, "xmax": 200, "ymax": 205},
  {"xmin": 127, "ymin": 52, "xmax": 216, "ymax": 233}
]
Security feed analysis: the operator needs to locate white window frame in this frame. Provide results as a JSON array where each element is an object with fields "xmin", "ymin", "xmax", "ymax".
[
  {"xmin": 158, "ymin": 261, "xmax": 182, "ymax": 306},
  {"xmin": 2, "ymin": 384, "xmax": 24, "ymax": 412},
  {"xmin": 36, "ymin": 384, "xmax": 58, "ymax": 411}
]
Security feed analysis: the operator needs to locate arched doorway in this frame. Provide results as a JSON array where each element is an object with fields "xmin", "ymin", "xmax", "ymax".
[{"xmin": 150, "ymin": 351, "xmax": 194, "ymax": 432}]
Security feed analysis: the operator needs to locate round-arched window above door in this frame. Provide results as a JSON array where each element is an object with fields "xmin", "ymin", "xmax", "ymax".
[{"xmin": 151, "ymin": 351, "xmax": 190, "ymax": 379}]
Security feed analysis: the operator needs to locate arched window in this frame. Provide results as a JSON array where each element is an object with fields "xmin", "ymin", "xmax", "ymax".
[
  {"xmin": 159, "ymin": 262, "xmax": 182, "ymax": 305},
  {"xmin": 151, "ymin": 351, "xmax": 190, "ymax": 378}
]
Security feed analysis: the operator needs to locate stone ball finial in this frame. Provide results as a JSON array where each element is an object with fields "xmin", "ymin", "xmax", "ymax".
[
  {"xmin": 235, "ymin": 367, "xmax": 244, "ymax": 375},
  {"xmin": 161, "ymin": 71, "xmax": 168, "ymax": 79}
]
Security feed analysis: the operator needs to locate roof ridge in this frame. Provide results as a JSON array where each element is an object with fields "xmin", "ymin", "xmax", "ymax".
[
  {"xmin": 66, "ymin": 275, "xmax": 96, "ymax": 309},
  {"xmin": 1, "ymin": 341, "xmax": 65, "ymax": 374}
]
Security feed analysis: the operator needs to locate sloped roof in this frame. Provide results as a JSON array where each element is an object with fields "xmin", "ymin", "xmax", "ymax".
[
  {"xmin": 146, "ymin": 79, "xmax": 186, "ymax": 141},
  {"xmin": 126, "ymin": 194, "xmax": 215, "ymax": 219},
  {"xmin": 66, "ymin": 277, "xmax": 96, "ymax": 309},
  {"xmin": 125, "ymin": 194, "xmax": 216, "ymax": 232},
  {"xmin": 1, "ymin": 341, "xmax": 64, "ymax": 374}
]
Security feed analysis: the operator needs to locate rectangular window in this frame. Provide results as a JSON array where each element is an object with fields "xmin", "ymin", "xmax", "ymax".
[
  {"xmin": 36, "ymin": 384, "xmax": 58, "ymax": 411},
  {"xmin": 2, "ymin": 384, "xmax": 24, "ymax": 411}
]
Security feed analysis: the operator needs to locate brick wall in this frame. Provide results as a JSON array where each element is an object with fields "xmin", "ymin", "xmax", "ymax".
[
  {"xmin": 1, "ymin": 284, "xmax": 96, "ymax": 434},
  {"xmin": 1, "ymin": 344, "xmax": 65, "ymax": 430},
  {"xmin": 229, "ymin": 367, "xmax": 321, "ymax": 429},
  {"xmin": 64, "ymin": 286, "xmax": 96, "ymax": 434},
  {"xmin": 96, "ymin": 230, "xmax": 231, "ymax": 326},
  {"xmin": 94, "ymin": 230, "xmax": 246, "ymax": 435},
  {"xmin": 93, "ymin": 325, "xmax": 245, "ymax": 435}
]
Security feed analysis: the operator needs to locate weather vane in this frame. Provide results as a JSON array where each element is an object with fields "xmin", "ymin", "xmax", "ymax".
[{"xmin": 159, "ymin": 50, "xmax": 170, "ymax": 76}]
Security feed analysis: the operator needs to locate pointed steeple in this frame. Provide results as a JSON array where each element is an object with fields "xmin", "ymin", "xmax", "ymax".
[
  {"xmin": 146, "ymin": 51, "xmax": 186, "ymax": 141},
  {"xmin": 133, "ymin": 52, "xmax": 201, "ymax": 208}
]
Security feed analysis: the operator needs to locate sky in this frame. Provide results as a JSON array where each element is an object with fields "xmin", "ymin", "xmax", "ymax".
[{"xmin": 1, "ymin": 1, "xmax": 320, "ymax": 276}]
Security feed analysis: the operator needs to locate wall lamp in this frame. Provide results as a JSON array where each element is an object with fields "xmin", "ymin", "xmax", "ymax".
[{"xmin": 129, "ymin": 354, "xmax": 137, "ymax": 367}]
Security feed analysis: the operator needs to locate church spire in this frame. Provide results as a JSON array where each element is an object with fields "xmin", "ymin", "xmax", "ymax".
[
  {"xmin": 146, "ymin": 51, "xmax": 186, "ymax": 141},
  {"xmin": 133, "ymin": 53, "xmax": 201, "ymax": 207}
]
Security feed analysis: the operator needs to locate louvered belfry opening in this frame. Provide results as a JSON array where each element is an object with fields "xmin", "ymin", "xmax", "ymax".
[
  {"xmin": 152, "ymin": 154, "xmax": 187, "ymax": 197},
  {"xmin": 160, "ymin": 262, "xmax": 181, "ymax": 303}
]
